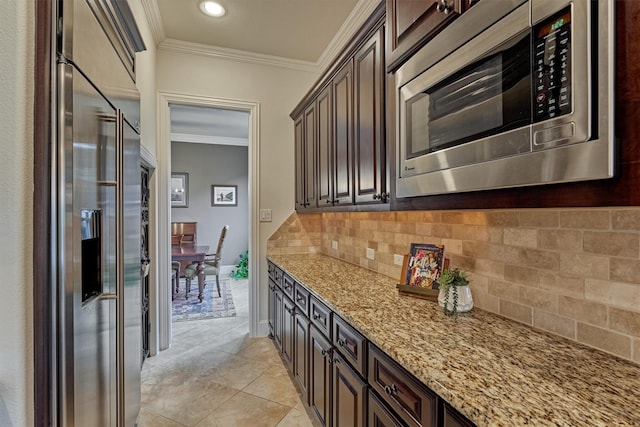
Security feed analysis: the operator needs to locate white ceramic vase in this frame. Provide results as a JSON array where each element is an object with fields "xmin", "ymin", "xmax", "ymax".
[{"xmin": 438, "ymin": 285, "xmax": 474, "ymax": 313}]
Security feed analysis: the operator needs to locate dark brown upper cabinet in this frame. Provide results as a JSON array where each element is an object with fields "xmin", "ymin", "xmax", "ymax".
[
  {"xmin": 386, "ymin": 0, "xmax": 470, "ymax": 72},
  {"xmin": 291, "ymin": 3, "xmax": 388, "ymax": 212},
  {"xmin": 354, "ymin": 26, "xmax": 387, "ymax": 204}
]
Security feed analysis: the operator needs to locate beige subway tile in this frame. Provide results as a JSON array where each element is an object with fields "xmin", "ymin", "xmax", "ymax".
[
  {"xmin": 432, "ymin": 224, "xmax": 452, "ymax": 238},
  {"xmin": 557, "ymin": 295, "xmax": 608, "ymax": 327},
  {"xmin": 462, "ymin": 241, "xmax": 490, "ymax": 258},
  {"xmin": 473, "ymin": 259, "xmax": 504, "ymax": 279},
  {"xmin": 559, "ymin": 210, "xmax": 610, "ymax": 230},
  {"xmin": 583, "ymin": 231, "xmax": 639, "ymax": 258},
  {"xmin": 448, "ymin": 255, "xmax": 475, "ymax": 272},
  {"xmin": 612, "ymin": 209, "xmax": 640, "ymax": 231},
  {"xmin": 518, "ymin": 248, "xmax": 559, "ymax": 271},
  {"xmin": 441, "ymin": 239, "xmax": 463, "ymax": 255},
  {"xmin": 468, "ymin": 274, "xmax": 489, "ymax": 293},
  {"xmin": 609, "ymin": 307, "xmax": 640, "ymax": 337},
  {"xmin": 500, "ymin": 300, "xmax": 533, "ymax": 325},
  {"xmin": 420, "ymin": 211, "xmax": 442, "ymax": 223},
  {"xmin": 398, "ymin": 222, "xmax": 417, "ymax": 235},
  {"xmin": 488, "ymin": 279, "xmax": 520, "ymax": 301},
  {"xmin": 475, "ymin": 226, "xmax": 503, "ymax": 243},
  {"xmin": 472, "ymin": 290, "xmax": 500, "ymax": 313},
  {"xmin": 535, "ymin": 273, "xmax": 583, "ymax": 299},
  {"xmin": 415, "ymin": 223, "xmax": 433, "ymax": 236},
  {"xmin": 577, "ymin": 323, "xmax": 631, "ymax": 359},
  {"xmin": 451, "ymin": 224, "xmax": 476, "ymax": 240},
  {"xmin": 537, "ymin": 229, "xmax": 583, "ymax": 251},
  {"xmin": 560, "ymin": 253, "xmax": 609, "ymax": 280},
  {"xmin": 610, "ymin": 258, "xmax": 640, "ymax": 284},
  {"xmin": 504, "ymin": 228, "xmax": 538, "ymax": 248},
  {"xmin": 487, "ymin": 211, "xmax": 520, "ymax": 227},
  {"xmin": 519, "ymin": 210, "xmax": 560, "ymax": 228},
  {"xmin": 504, "ymin": 265, "xmax": 540, "ymax": 287},
  {"xmin": 461, "ymin": 211, "xmax": 488, "ymax": 225},
  {"xmin": 488, "ymin": 244, "xmax": 520, "ymax": 264},
  {"xmin": 585, "ymin": 278, "xmax": 640, "ymax": 311},
  {"xmin": 519, "ymin": 286, "xmax": 558, "ymax": 312},
  {"xmin": 634, "ymin": 339, "xmax": 640, "ymax": 364},
  {"xmin": 533, "ymin": 310, "xmax": 576, "ymax": 339},
  {"xmin": 442, "ymin": 211, "xmax": 465, "ymax": 224}
]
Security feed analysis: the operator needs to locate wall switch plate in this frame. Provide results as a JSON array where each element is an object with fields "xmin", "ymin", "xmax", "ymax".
[
  {"xmin": 366, "ymin": 248, "xmax": 375, "ymax": 260},
  {"xmin": 259, "ymin": 209, "xmax": 272, "ymax": 222},
  {"xmin": 394, "ymin": 254, "xmax": 404, "ymax": 266},
  {"xmin": 331, "ymin": 240, "xmax": 338, "ymax": 250}
]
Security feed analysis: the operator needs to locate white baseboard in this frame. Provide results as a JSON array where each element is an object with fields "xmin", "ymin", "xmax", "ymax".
[
  {"xmin": 256, "ymin": 320, "xmax": 270, "ymax": 338},
  {"xmin": 220, "ymin": 264, "xmax": 234, "ymax": 276}
]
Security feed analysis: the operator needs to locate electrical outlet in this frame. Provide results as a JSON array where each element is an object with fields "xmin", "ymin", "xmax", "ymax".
[
  {"xmin": 366, "ymin": 248, "xmax": 375, "ymax": 260},
  {"xmin": 259, "ymin": 209, "xmax": 272, "ymax": 222},
  {"xmin": 394, "ymin": 254, "xmax": 404, "ymax": 266},
  {"xmin": 331, "ymin": 240, "xmax": 338, "ymax": 250}
]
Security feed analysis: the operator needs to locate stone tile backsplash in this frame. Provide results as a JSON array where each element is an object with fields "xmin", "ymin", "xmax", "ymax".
[{"xmin": 267, "ymin": 208, "xmax": 640, "ymax": 363}]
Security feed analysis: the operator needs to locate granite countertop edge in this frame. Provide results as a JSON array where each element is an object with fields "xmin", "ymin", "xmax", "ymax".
[{"xmin": 267, "ymin": 253, "xmax": 640, "ymax": 427}]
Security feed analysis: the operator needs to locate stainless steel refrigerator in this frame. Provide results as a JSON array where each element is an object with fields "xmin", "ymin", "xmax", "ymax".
[{"xmin": 55, "ymin": 0, "xmax": 145, "ymax": 425}]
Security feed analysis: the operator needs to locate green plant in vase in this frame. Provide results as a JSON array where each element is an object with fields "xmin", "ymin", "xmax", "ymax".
[
  {"xmin": 230, "ymin": 250, "xmax": 249, "ymax": 279},
  {"xmin": 438, "ymin": 267, "xmax": 471, "ymax": 316}
]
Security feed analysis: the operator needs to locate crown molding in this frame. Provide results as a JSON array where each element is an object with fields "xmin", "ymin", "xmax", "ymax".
[
  {"xmin": 140, "ymin": 0, "xmax": 165, "ymax": 44},
  {"xmin": 316, "ymin": 0, "xmax": 382, "ymax": 71},
  {"xmin": 171, "ymin": 133, "xmax": 249, "ymax": 147},
  {"xmin": 159, "ymin": 39, "xmax": 319, "ymax": 73}
]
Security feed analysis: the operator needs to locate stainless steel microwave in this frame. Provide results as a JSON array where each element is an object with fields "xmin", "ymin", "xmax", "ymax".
[{"xmin": 395, "ymin": 0, "xmax": 615, "ymax": 198}]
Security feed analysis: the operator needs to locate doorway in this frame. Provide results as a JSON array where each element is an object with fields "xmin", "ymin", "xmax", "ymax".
[{"xmin": 157, "ymin": 92, "xmax": 261, "ymax": 351}]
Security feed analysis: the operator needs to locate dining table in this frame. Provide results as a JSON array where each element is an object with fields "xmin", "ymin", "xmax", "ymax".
[{"xmin": 171, "ymin": 244, "xmax": 210, "ymax": 302}]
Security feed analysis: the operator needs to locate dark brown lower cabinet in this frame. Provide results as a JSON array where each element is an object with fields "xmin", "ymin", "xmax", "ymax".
[
  {"xmin": 268, "ymin": 279, "xmax": 278, "ymax": 339},
  {"xmin": 272, "ymin": 285, "xmax": 283, "ymax": 350},
  {"xmin": 442, "ymin": 402, "xmax": 474, "ymax": 427},
  {"xmin": 369, "ymin": 390, "xmax": 404, "ymax": 427},
  {"xmin": 310, "ymin": 325, "xmax": 332, "ymax": 427},
  {"xmin": 281, "ymin": 295, "xmax": 295, "ymax": 371},
  {"xmin": 333, "ymin": 351, "xmax": 367, "ymax": 427},
  {"xmin": 294, "ymin": 311, "xmax": 310, "ymax": 404}
]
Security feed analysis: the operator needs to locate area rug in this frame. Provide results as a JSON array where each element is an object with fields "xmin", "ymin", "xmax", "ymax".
[{"xmin": 172, "ymin": 278, "xmax": 236, "ymax": 321}]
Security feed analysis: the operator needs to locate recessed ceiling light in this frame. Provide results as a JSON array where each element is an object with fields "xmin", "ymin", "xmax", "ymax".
[{"xmin": 200, "ymin": 1, "xmax": 226, "ymax": 17}]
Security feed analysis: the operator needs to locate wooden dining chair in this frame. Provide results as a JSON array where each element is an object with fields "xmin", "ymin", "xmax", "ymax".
[{"xmin": 184, "ymin": 225, "xmax": 228, "ymax": 298}]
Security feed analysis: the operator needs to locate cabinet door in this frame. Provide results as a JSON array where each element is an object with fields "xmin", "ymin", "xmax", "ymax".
[
  {"xmin": 317, "ymin": 85, "xmax": 334, "ymax": 207},
  {"xmin": 354, "ymin": 26, "xmax": 386, "ymax": 204},
  {"xmin": 273, "ymin": 287, "xmax": 283, "ymax": 350},
  {"xmin": 369, "ymin": 390, "xmax": 405, "ymax": 427},
  {"xmin": 386, "ymin": 0, "xmax": 467, "ymax": 71},
  {"xmin": 282, "ymin": 295, "xmax": 295, "ymax": 371},
  {"xmin": 304, "ymin": 103, "xmax": 317, "ymax": 209},
  {"xmin": 442, "ymin": 402, "xmax": 475, "ymax": 427},
  {"xmin": 310, "ymin": 325, "xmax": 332, "ymax": 427},
  {"xmin": 333, "ymin": 60, "xmax": 354, "ymax": 206},
  {"xmin": 294, "ymin": 312, "xmax": 310, "ymax": 405},
  {"xmin": 294, "ymin": 115, "xmax": 307, "ymax": 210},
  {"xmin": 333, "ymin": 351, "xmax": 367, "ymax": 427},
  {"xmin": 268, "ymin": 278, "xmax": 277, "ymax": 338}
]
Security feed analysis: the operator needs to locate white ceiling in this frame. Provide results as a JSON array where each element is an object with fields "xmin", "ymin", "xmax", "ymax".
[{"xmin": 150, "ymin": 0, "xmax": 372, "ymax": 142}]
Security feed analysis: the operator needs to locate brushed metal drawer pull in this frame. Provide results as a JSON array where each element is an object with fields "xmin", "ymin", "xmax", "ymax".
[
  {"xmin": 337, "ymin": 338, "xmax": 346, "ymax": 347},
  {"xmin": 296, "ymin": 295, "xmax": 305, "ymax": 302}
]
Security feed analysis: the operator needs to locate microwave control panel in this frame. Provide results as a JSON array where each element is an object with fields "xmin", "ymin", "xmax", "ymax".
[{"xmin": 533, "ymin": 7, "xmax": 572, "ymax": 123}]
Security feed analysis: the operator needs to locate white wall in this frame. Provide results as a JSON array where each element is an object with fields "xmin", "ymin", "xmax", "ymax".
[
  {"xmin": 0, "ymin": 0, "xmax": 34, "ymax": 425},
  {"xmin": 157, "ymin": 50, "xmax": 318, "ymax": 326},
  {"xmin": 171, "ymin": 142, "xmax": 249, "ymax": 265}
]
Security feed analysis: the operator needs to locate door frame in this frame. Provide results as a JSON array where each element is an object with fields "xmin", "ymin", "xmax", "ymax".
[{"xmin": 156, "ymin": 92, "xmax": 261, "ymax": 349}]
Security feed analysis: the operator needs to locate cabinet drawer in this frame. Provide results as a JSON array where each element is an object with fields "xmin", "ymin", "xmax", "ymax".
[
  {"xmin": 282, "ymin": 273, "xmax": 295, "ymax": 299},
  {"xmin": 267, "ymin": 261, "xmax": 283, "ymax": 284},
  {"xmin": 368, "ymin": 389, "xmax": 404, "ymax": 427},
  {"xmin": 294, "ymin": 283, "xmax": 310, "ymax": 317},
  {"xmin": 368, "ymin": 344, "xmax": 437, "ymax": 427},
  {"xmin": 310, "ymin": 296, "xmax": 332, "ymax": 338},
  {"xmin": 332, "ymin": 315, "xmax": 367, "ymax": 377}
]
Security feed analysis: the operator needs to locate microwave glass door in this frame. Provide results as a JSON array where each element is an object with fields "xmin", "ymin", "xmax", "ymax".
[{"xmin": 405, "ymin": 33, "xmax": 532, "ymax": 160}]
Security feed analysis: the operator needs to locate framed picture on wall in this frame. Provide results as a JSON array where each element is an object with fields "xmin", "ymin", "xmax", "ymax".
[
  {"xmin": 171, "ymin": 172, "xmax": 189, "ymax": 208},
  {"xmin": 212, "ymin": 185, "xmax": 237, "ymax": 206}
]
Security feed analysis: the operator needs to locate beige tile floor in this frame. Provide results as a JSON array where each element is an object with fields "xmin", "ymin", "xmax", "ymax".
[{"xmin": 138, "ymin": 277, "xmax": 315, "ymax": 427}]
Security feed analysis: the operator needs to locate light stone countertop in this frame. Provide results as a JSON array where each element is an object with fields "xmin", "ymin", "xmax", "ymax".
[{"xmin": 268, "ymin": 253, "xmax": 640, "ymax": 427}]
